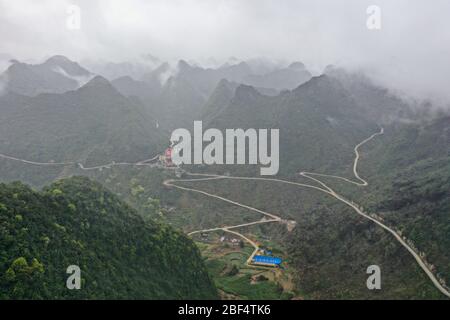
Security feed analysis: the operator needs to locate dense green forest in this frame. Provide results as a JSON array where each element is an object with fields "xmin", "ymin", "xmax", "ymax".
[{"xmin": 0, "ymin": 176, "xmax": 217, "ymax": 299}]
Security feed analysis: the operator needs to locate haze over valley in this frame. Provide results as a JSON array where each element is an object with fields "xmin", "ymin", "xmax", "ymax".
[{"xmin": 0, "ymin": 0, "xmax": 449, "ymax": 300}]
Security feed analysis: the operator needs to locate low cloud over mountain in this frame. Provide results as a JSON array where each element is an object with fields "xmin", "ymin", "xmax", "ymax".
[{"xmin": 1, "ymin": 0, "xmax": 450, "ymax": 105}]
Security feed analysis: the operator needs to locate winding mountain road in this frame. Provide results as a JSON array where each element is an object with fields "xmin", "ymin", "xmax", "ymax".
[
  {"xmin": 0, "ymin": 153, "xmax": 160, "ymax": 170},
  {"xmin": 164, "ymin": 127, "xmax": 450, "ymax": 298},
  {"xmin": 163, "ymin": 176, "xmax": 282, "ymax": 265},
  {"xmin": 1, "ymin": 126, "xmax": 449, "ymax": 298}
]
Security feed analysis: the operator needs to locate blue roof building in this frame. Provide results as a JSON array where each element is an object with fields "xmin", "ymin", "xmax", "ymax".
[{"xmin": 251, "ymin": 255, "xmax": 282, "ymax": 266}]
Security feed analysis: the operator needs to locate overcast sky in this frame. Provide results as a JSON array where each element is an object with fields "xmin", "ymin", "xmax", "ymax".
[{"xmin": 1, "ymin": 0, "xmax": 449, "ymax": 103}]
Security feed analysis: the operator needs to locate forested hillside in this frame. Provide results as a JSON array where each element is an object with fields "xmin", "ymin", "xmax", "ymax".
[{"xmin": 0, "ymin": 176, "xmax": 217, "ymax": 299}]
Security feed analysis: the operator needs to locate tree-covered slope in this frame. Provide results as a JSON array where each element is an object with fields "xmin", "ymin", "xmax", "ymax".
[
  {"xmin": 282, "ymin": 116, "xmax": 450, "ymax": 299},
  {"xmin": 204, "ymin": 75, "xmax": 378, "ymax": 176},
  {"xmin": 0, "ymin": 75, "xmax": 167, "ymax": 186},
  {"xmin": 357, "ymin": 116, "xmax": 450, "ymax": 284},
  {"xmin": 0, "ymin": 176, "xmax": 217, "ymax": 299},
  {"xmin": 1, "ymin": 55, "xmax": 92, "ymax": 97},
  {"xmin": 0, "ymin": 75, "xmax": 165, "ymax": 165}
]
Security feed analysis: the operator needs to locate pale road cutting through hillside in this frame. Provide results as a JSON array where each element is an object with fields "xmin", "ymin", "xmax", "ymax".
[
  {"xmin": 163, "ymin": 129, "xmax": 384, "ymax": 266},
  {"xmin": 0, "ymin": 127, "xmax": 449, "ymax": 298},
  {"xmin": 164, "ymin": 127, "xmax": 450, "ymax": 298},
  {"xmin": 0, "ymin": 154, "xmax": 160, "ymax": 170},
  {"xmin": 162, "ymin": 177, "xmax": 282, "ymax": 265}
]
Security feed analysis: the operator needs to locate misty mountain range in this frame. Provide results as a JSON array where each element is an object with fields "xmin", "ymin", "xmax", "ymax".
[
  {"xmin": 0, "ymin": 53, "xmax": 449, "ymax": 299},
  {"xmin": 0, "ymin": 54, "xmax": 447, "ymax": 192}
]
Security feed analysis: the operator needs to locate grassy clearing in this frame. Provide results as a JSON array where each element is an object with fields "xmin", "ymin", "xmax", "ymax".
[{"xmin": 197, "ymin": 240, "xmax": 297, "ymax": 300}]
